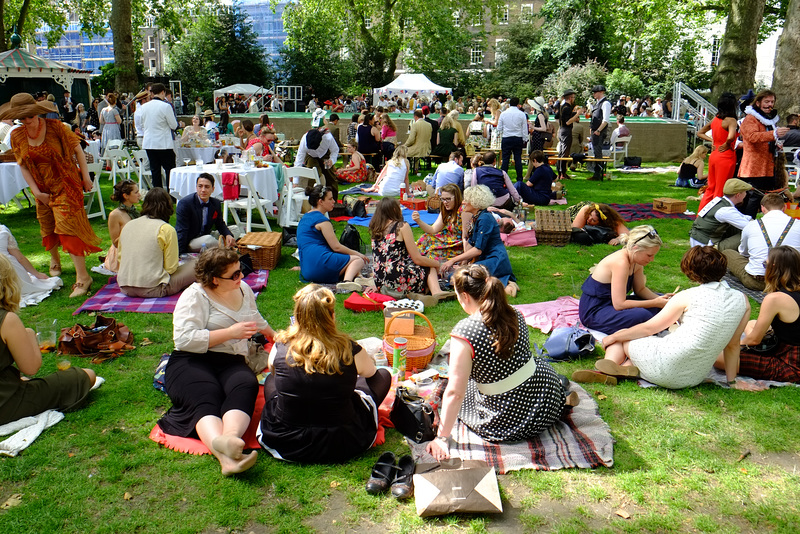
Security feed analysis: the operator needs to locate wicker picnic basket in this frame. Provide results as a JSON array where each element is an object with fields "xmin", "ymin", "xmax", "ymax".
[
  {"xmin": 383, "ymin": 310, "xmax": 437, "ymax": 371},
  {"xmin": 534, "ymin": 209, "xmax": 572, "ymax": 246},
  {"xmin": 236, "ymin": 232, "xmax": 282, "ymax": 270},
  {"xmin": 426, "ymin": 194, "xmax": 441, "ymax": 211}
]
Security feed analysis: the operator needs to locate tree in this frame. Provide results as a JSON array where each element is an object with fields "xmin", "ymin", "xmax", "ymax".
[
  {"xmin": 772, "ymin": 0, "xmax": 800, "ymax": 115},
  {"xmin": 529, "ymin": 0, "xmax": 612, "ymax": 69},
  {"xmin": 110, "ymin": 0, "xmax": 137, "ymax": 93},
  {"xmin": 710, "ymin": 0, "xmax": 767, "ymax": 99},
  {"xmin": 166, "ymin": 5, "xmax": 272, "ymax": 102},
  {"xmin": 606, "ymin": 69, "xmax": 645, "ymax": 100},
  {"xmin": 93, "ymin": 61, "xmax": 146, "ymax": 96}
]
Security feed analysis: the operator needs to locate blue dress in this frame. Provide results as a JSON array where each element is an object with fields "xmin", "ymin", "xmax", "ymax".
[
  {"xmin": 578, "ymin": 274, "xmax": 660, "ymax": 334},
  {"xmin": 297, "ymin": 211, "xmax": 349, "ymax": 284},
  {"xmin": 469, "ymin": 210, "xmax": 515, "ymax": 286}
]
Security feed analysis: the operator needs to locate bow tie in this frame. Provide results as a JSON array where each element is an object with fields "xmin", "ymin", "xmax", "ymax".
[{"xmin": 200, "ymin": 202, "xmax": 209, "ymax": 208}]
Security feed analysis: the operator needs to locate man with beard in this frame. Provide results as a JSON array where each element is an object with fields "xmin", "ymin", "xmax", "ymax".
[{"xmin": 739, "ymin": 90, "xmax": 790, "ymax": 216}]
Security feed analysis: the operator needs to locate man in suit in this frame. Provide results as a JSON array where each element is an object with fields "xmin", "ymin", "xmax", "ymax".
[
  {"xmin": 176, "ymin": 173, "xmax": 235, "ymax": 253},
  {"xmin": 61, "ymin": 91, "xmax": 75, "ymax": 123},
  {"xmin": 422, "ymin": 105, "xmax": 439, "ymax": 156},
  {"xmin": 405, "ymin": 109, "xmax": 432, "ymax": 172}
]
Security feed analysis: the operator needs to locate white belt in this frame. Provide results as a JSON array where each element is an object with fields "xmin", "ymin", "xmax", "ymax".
[{"xmin": 475, "ymin": 356, "xmax": 537, "ymax": 396}]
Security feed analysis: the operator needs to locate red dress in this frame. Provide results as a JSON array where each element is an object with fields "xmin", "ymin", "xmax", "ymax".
[
  {"xmin": 699, "ymin": 117, "xmax": 738, "ymax": 210},
  {"xmin": 11, "ymin": 120, "xmax": 101, "ymax": 256},
  {"xmin": 336, "ymin": 154, "xmax": 368, "ymax": 183}
]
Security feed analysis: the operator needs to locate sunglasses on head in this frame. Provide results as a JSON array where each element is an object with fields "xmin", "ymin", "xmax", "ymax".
[
  {"xmin": 633, "ymin": 229, "xmax": 659, "ymax": 246},
  {"xmin": 218, "ymin": 269, "xmax": 243, "ymax": 281}
]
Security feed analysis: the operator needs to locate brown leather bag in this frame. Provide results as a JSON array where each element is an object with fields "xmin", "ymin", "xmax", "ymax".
[{"xmin": 58, "ymin": 315, "xmax": 135, "ymax": 363}]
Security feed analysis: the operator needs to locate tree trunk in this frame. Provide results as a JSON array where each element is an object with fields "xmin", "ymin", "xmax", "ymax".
[
  {"xmin": 772, "ymin": 0, "xmax": 800, "ymax": 117},
  {"xmin": 0, "ymin": 0, "xmax": 6, "ymax": 52},
  {"xmin": 710, "ymin": 0, "xmax": 766, "ymax": 101},
  {"xmin": 109, "ymin": 0, "xmax": 138, "ymax": 92}
]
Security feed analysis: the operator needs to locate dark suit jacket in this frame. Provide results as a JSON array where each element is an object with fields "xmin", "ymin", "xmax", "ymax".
[
  {"xmin": 425, "ymin": 116, "xmax": 440, "ymax": 152},
  {"xmin": 176, "ymin": 194, "xmax": 233, "ymax": 253}
]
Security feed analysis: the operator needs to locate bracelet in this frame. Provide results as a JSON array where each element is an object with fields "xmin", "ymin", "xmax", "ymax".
[{"xmin": 435, "ymin": 435, "xmax": 449, "ymax": 444}]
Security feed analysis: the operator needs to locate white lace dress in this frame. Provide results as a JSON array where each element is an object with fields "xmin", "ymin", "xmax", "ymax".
[
  {"xmin": 627, "ymin": 281, "xmax": 747, "ymax": 389},
  {"xmin": 0, "ymin": 226, "xmax": 62, "ymax": 307}
]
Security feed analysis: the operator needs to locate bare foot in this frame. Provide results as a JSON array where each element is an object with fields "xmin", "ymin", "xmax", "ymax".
[
  {"xmin": 221, "ymin": 450, "xmax": 258, "ymax": 476},
  {"xmin": 212, "ymin": 435, "xmax": 245, "ymax": 460}
]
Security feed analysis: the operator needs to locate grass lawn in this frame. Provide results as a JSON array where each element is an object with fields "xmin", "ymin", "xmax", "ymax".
[{"xmin": 2, "ymin": 163, "xmax": 800, "ymax": 533}]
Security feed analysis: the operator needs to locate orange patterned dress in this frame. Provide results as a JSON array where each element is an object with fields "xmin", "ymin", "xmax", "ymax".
[{"xmin": 11, "ymin": 119, "xmax": 101, "ymax": 256}]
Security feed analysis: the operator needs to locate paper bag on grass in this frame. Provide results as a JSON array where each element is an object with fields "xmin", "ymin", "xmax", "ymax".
[{"xmin": 413, "ymin": 459, "xmax": 503, "ymax": 517}]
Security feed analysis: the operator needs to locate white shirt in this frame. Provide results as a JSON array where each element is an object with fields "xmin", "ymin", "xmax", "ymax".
[
  {"xmin": 739, "ymin": 210, "xmax": 800, "ymax": 275},
  {"xmin": 294, "ymin": 130, "xmax": 339, "ymax": 167},
  {"xmin": 690, "ymin": 196, "xmax": 752, "ymax": 247},
  {"xmin": 598, "ymin": 99, "xmax": 612, "ymax": 128},
  {"xmin": 496, "ymin": 106, "xmax": 528, "ymax": 142},
  {"xmin": 138, "ymin": 98, "xmax": 178, "ymax": 150}
]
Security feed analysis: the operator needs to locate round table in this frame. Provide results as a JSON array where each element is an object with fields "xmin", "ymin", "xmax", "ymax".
[
  {"xmin": 0, "ymin": 162, "xmax": 28, "ymax": 205},
  {"xmin": 168, "ymin": 163, "xmax": 278, "ymax": 203},
  {"xmin": 175, "ymin": 145, "xmax": 241, "ymax": 165}
]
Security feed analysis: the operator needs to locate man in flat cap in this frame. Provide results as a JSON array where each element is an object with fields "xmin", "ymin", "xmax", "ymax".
[
  {"xmin": 689, "ymin": 178, "xmax": 753, "ymax": 250},
  {"xmin": 588, "ymin": 84, "xmax": 613, "ymax": 181},
  {"xmin": 556, "ymin": 89, "xmax": 579, "ymax": 181}
]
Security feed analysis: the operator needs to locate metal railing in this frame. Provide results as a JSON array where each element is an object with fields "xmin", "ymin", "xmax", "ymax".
[{"xmin": 672, "ymin": 82, "xmax": 717, "ymax": 129}]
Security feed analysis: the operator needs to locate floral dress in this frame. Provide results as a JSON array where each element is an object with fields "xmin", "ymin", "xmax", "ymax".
[
  {"xmin": 372, "ymin": 221, "xmax": 428, "ymax": 294},
  {"xmin": 336, "ymin": 155, "xmax": 368, "ymax": 183},
  {"xmin": 416, "ymin": 205, "xmax": 464, "ymax": 261}
]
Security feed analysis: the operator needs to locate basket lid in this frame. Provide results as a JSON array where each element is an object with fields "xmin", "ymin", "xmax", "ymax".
[{"xmin": 238, "ymin": 232, "xmax": 282, "ymax": 247}]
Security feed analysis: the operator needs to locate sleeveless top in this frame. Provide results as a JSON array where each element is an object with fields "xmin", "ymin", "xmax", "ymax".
[
  {"xmin": 357, "ymin": 124, "xmax": 380, "ymax": 153},
  {"xmin": 0, "ymin": 310, "xmax": 22, "ymax": 410},
  {"xmin": 772, "ymin": 290, "xmax": 800, "ymax": 345}
]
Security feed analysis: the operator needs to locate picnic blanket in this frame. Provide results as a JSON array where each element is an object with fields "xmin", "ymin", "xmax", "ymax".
[
  {"xmin": 514, "ymin": 296, "xmax": 581, "ymax": 334},
  {"xmin": 608, "ymin": 203, "xmax": 694, "ymax": 222},
  {"xmin": 617, "ymin": 166, "xmax": 680, "ymax": 174},
  {"xmin": 638, "ymin": 367, "xmax": 800, "ymax": 392},
  {"xmin": 408, "ymin": 380, "xmax": 614, "ymax": 474},
  {"xmin": 723, "ymin": 273, "xmax": 765, "ymax": 304},
  {"xmin": 73, "ymin": 271, "xmax": 269, "ymax": 315},
  {"xmin": 340, "ymin": 184, "xmax": 381, "ymax": 196},
  {"xmin": 348, "ymin": 207, "xmax": 439, "ymax": 228}
]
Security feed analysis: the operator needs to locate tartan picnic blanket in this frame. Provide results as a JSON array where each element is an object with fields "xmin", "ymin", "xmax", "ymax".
[
  {"xmin": 73, "ymin": 270, "xmax": 269, "ymax": 315},
  {"xmin": 608, "ymin": 203, "xmax": 694, "ymax": 222},
  {"xmin": 723, "ymin": 273, "xmax": 765, "ymax": 304},
  {"xmin": 409, "ymin": 380, "xmax": 614, "ymax": 474}
]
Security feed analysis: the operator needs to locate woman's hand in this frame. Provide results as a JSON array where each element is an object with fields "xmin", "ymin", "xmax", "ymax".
[
  {"xmin": 717, "ymin": 142, "xmax": 730, "ymax": 153},
  {"xmin": 440, "ymin": 259, "xmax": 456, "ymax": 274},
  {"xmin": 426, "ymin": 437, "xmax": 450, "ymax": 461},
  {"xmin": 228, "ymin": 321, "xmax": 258, "ymax": 340},
  {"xmin": 602, "ymin": 334, "xmax": 619, "ymax": 349},
  {"xmin": 83, "ymin": 177, "xmax": 94, "ymax": 192},
  {"xmin": 608, "ymin": 237, "xmax": 620, "ymax": 246},
  {"xmin": 651, "ymin": 294, "xmax": 671, "ymax": 308},
  {"xmin": 411, "ymin": 210, "xmax": 421, "ymax": 223},
  {"xmin": 34, "ymin": 192, "xmax": 51, "ymax": 205}
]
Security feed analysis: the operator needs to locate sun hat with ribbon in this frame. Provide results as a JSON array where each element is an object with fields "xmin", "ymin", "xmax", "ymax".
[
  {"xmin": 0, "ymin": 93, "xmax": 59, "ymax": 120},
  {"xmin": 311, "ymin": 108, "xmax": 327, "ymax": 127}
]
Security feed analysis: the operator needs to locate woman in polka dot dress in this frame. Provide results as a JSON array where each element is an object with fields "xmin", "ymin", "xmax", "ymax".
[{"xmin": 427, "ymin": 264, "xmax": 578, "ymax": 460}]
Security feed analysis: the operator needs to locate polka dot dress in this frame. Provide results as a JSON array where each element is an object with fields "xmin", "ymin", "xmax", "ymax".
[{"xmin": 452, "ymin": 310, "xmax": 566, "ymax": 442}]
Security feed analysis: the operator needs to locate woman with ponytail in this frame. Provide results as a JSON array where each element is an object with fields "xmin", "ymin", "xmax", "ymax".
[
  {"xmin": 427, "ymin": 264, "xmax": 577, "ymax": 460},
  {"xmin": 258, "ymin": 284, "xmax": 391, "ymax": 463}
]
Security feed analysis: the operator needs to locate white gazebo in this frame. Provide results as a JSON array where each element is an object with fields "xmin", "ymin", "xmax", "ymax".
[{"xmin": 372, "ymin": 74, "xmax": 451, "ymax": 102}]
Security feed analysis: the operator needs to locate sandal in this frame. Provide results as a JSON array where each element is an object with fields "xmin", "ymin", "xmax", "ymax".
[
  {"xmin": 69, "ymin": 279, "xmax": 92, "ymax": 298},
  {"xmin": 49, "ymin": 261, "xmax": 62, "ymax": 277}
]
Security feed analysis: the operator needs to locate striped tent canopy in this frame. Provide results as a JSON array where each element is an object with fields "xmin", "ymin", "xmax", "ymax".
[{"xmin": 0, "ymin": 47, "xmax": 92, "ymax": 90}]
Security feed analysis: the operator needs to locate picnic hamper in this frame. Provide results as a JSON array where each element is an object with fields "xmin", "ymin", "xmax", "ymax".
[
  {"xmin": 236, "ymin": 232, "xmax": 282, "ymax": 270},
  {"xmin": 426, "ymin": 194, "xmax": 442, "ymax": 211},
  {"xmin": 534, "ymin": 209, "xmax": 571, "ymax": 246},
  {"xmin": 383, "ymin": 310, "xmax": 437, "ymax": 371}
]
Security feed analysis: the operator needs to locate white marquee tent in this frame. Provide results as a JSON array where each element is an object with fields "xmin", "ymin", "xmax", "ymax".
[
  {"xmin": 213, "ymin": 83, "xmax": 270, "ymax": 100},
  {"xmin": 372, "ymin": 74, "xmax": 451, "ymax": 101}
]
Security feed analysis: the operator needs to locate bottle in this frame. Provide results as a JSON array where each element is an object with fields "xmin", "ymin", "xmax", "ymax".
[{"xmin": 400, "ymin": 183, "xmax": 407, "ymax": 201}]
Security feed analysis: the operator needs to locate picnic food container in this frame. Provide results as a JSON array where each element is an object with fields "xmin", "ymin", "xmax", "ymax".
[
  {"xmin": 384, "ymin": 308, "xmax": 416, "ymax": 335},
  {"xmin": 236, "ymin": 232, "xmax": 282, "ymax": 270},
  {"xmin": 652, "ymin": 197, "xmax": 687, "ymax": 214},
  {"xmin": 534, "ymin": 209, "xmax": 571, "ymax": 246},
  {"xmin": 401, "ymin": 198, "xmax": 427, "ymax": 210},
  {"xmin": 384, "ymin": 310, "xmax": 436, "ymax": 371}
]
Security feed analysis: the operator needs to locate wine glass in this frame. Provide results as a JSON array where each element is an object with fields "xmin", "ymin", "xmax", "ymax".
[{"xmin": 183, "ymin": 158, "xmax": 190, "ymax": 167}]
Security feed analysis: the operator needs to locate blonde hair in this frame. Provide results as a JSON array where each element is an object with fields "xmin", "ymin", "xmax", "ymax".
[
  {"xmin": 464, "ymin": 184, "xmax": 496, "ymax": 211},
  {"xmin": 0, "ymin": 255, "xmax": 21, "ymax": 313},
  {"xmin": 619, "ymin": 224, "xmax": 662, "ymax": 250},
  {"xmin": 441, "ymin": 113, "xmax": 458, "ymax": 130},
  {"xmin": 276, "ymin": 285, "xmax": 354, "ymax": 375},
  {"xmin": 390, "ymin": 144, "xmax": 408, "ymax": 167},
  {"xmin": 683, "ymin": 145, "xmax": 709, "ymax": 166},
  {"xmin": 488, "ymin": 98, "xmax": 500, "ymax": 113}
]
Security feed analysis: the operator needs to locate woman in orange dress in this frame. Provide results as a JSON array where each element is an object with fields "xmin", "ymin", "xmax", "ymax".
[
  {"xmin": 336, "ymin": 139, "xmax": 368, "ymax": 183},
  {"xmin": 245, "ymin": 127, "xmax": 282, "ymax": 163},
  {"xmin": 696, "ymin": 93, "xmax": 739, "ymax": 210},
  {"xmin": 0, "ymin": 93, "xmax": 101, "ymax": 297}
]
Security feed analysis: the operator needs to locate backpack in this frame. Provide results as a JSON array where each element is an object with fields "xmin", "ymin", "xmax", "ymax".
[
  {"xmin": 339, "ymin": 223, "xmax": 364, "ymax": 253},
  {"xmin": 342, "ymin": 195, "xmax": 367, "ymax": 217}
]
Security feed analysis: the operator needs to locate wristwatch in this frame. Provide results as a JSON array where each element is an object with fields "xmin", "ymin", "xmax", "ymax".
[{"xmin": 435, "ymin": 435, "xmax": 449, "ymax": 445}]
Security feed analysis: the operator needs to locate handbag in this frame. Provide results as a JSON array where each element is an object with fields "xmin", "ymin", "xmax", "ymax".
[
  {"xmin": 339, "ymin": 223, "xmax": 364, "ymax": 253},
  {"xmin": 413, "ymin": 459, "xmax": 503, "ymax": 517},
  {"xmin": 746, "ymin": 329, "xmax": 779, "ymax": 353},
  {"xmin": 499, "ymin": 228, "xmax": 537, "ymax": 247},
  {"xmin": 623, "ymin": 156, "xmax": 642, "ymax": 167},
  {"xmin": 542, "ymin": 325, "xmax": 595, "ymax": 361},
  {"xmin": 58, "ymin": 315, "xmax": 135, "ymax": 364},
  {"xmin": 390, "ymin": 385, "xmax": 436, "ymax": 443}
]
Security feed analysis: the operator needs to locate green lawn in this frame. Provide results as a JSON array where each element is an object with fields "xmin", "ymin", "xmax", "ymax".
[{"xmin": 1, "ymin": 164, "xmax": 799, "ymax": 533}]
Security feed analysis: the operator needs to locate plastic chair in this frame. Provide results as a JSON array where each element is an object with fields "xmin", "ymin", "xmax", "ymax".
[
  {"xmin": 781, "ymin": 146, "xmax": 800, "ymax": 189},
  {"xmin": 83, "ymin": 161, "xmax": 106, "ymax": 220},
  {"xmin": 279, "ymin": 166, "xmax": 321, "ymax": 228},
  {"xmin": 103, "ymin": 148, "xmax": 134, "ymax": 186},
  {"xmin": 604, "ymin": 135, "xmax": 631, "ymax": 167},
  {"xmin": 223, "ymin": 172, "xmax": 273, "ymax": 233},
  {"xmin": 132, "ymin": 149, "xmax": 153, "ymax": 193}
]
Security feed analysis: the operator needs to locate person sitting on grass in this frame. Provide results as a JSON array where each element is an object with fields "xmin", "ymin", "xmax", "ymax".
[
  {"xmin": 363, "ymin": 144, "xmax": 409, "ymax": 197},
  {"xmin": 675, "ymin": 145, "xmax": 708, "ymax": 188},
  {"xmin": 0, "ymin": 226, "xmax": 63, "ymax": 307},
  {"xmin": 426, "ymin": 264, "xmax": 578, "ymax": 461},
  {"xmin": 102, "ymin": 179, "xmax": 140, "ymax": 273},
  {"xmin": 470, "ymin": 151, "xmax": 521, "ymax": 211},
  {"xmin": 336, "ymin": 139, "xmax": 368, "ymax": 184},
  {"xmin": 515, "ymin": 150, "xmax": 560, "ymax": 206},
  {"xmin": 573, "ymin": 246, "xmax": 749, "ymax": 389},
  {"xmin": 737, "ymin": 246, "xmax": 800, "ymax": 383},
  {"xmin": 413, "ymin": 184, "xmax": 471, "ymax": 262},
  {"xmin": 258, "ymin": 284, "xmax": 391, "ymax": 463},
  {"xmin": 0, "ymin": 255, "xmax": 97, "ymax": 425},
  {"xmin": 571, "ymin": 203, "xmax": 629, "ymax": 246},
  {"xmin": 176, "ymin": 173, "xmax": 236, "ymax": 254},
  {"xmin": 578, "ymin": 225, "xmax": 672, "ymax": 335},
  {"xmin": 296, "ymin": 185, "xmax": 368, "ymax": 292},
  {"xmin": 433, "ymin": 151, "xmax": 466, "ymax": 191},
  {"xmin": 441, "ymin": 185, "xmax": 519, "ymax": 297},
  {"xmin": 158, "ymin": 247, "xmax": 274, "ymax": 476}
]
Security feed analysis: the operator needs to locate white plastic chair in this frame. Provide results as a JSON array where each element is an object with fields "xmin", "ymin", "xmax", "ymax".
[
  {"xmin": 781, "ymin": 146, "xmax": 800, "ymax": 189},
  {"xmin": 103, "ymin": 148, "xmax": 134, "ymax": 186},
  {"xmin": 103, "ymin": 139, "xmax": 124, "ymax": 156},
  {"xmin": 83, "ymin": 161, "xmax": 106, "ymax": 220},
  {"xmin": 223, "ymin": 172, "xmax": 273, "ymax": 233},
  {"xmin": 604, "ymin": 135, "xmax": 631, "ymax": 167},
  {"xmin": 132, "ymin": 149, "xmax": 153, "ymax": 193},
  {"xmin": 279, "ymin": 166, "xmax": 321, "ymax": 228}
]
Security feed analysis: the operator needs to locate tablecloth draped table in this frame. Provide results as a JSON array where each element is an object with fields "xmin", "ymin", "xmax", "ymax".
[
  {"xmin": 175, "ymin": 145, "xmax": 241, "ymax": 165},
  {"xmin": 0, "ymin": 162, "xmax": 29, "ymax": 205},
  {"xmin": 168, "ymin": 163, "xmax": 279, "ymax": 205}
]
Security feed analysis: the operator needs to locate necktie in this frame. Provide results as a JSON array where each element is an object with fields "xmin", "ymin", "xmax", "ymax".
[{"xmin": 201, "ymin": 202, "xmax": 209, "ymax": 229}]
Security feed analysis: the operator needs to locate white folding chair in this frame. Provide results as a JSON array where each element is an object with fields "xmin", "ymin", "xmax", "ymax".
[
  {"xmin": 781, "ymin": 146, "xmax": 800, "ymax": 189},
  {"xmin": 103, "ymin": 139, "xmax": 124, "ymax": 156},
  {"xmin": 223, "ymin": 172, "xmax": 273, "ymax": 232},
  {"xmin": 279, "ymin": 166, "xmax": 321, "ymax": 228},
  {"xmin": 83, "ymin": 161, "xmax": 106, "ymax": 220},
  {"xmin": 132, "ymin": 149, "xmax": 153, "ymax": 193},
  {"xmin": 103, "ymin": 148, "xmax": 134, "ymax": 186},
  {"xmin": 605, "ymin": 135, "xmax": 631, "ymax": 167}
]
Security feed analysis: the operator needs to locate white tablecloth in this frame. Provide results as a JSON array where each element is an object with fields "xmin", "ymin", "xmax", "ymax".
[
  {"xmin": 86, "ymin": 140, "xmax": 101, "ymax": 161},
  {"xmin": 169, "ymin": 164, "xmax": 278, "ymax": 203},
  {"xmin": 175, "ymin": 146, "xmax": 241, "ymax": 165},
  {"xmin": 0, "ymin": 162, "xmax": 28, "ymax": 204}
]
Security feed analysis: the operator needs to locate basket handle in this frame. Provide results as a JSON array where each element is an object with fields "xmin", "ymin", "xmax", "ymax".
[{"xmin": 384, "ymin": 309, "xmax": 436, "ymax": 347}]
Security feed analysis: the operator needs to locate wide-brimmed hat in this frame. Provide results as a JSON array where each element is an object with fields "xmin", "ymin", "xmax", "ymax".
[
  {"xmin": 529, "ymin": 96, "xmax": 547, "ymax": 112},
  {"xmin": 134, "ymin": 90, "xmax": 149, "ymax": 101},
  {"xmin": 723, "ymin": 178, "xmax": 753, "ymax": 196},
  {"xmin": 311, "ymin": 108, "xmax": 327, "ymax": 127},
  {"xmin": 203, "ymin": 109, "xmax": 214, "ymax": 117},
  {"xmin": 0, "ymin": 92, "xmax": 59, "ymax": 120},
  {"xmin": 562, "ymin": 89, "xmax": 576, "ymax": 97}
]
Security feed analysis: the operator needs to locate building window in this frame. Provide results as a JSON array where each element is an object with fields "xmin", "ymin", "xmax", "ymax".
[
  {"xmin": 453, "ymin": 11, "xmax": 461, "ymax": 27},
  {"xmin": 149, "ymin": 58, "xmax": 156, "ymax": 69},
  {"xmin": 470, "ymin": 10, "xmax": 483, "ymax": 27},
  {"xmin": 520, "ymin": 4, "xmax": 535, "ymax": 22},
  {"xmin": 500, "ymin": 6, "xmax": 509, "ymax": 25},
  {"xmin": 711, "ymin": 37, "xmax": 721, "ymax": 67},
  {"xmin": 494, "ymin": 38, "xmax": 506, "ymax": 64},
  {"xmin": 148, "ymin": 35, "xmax": 156, "ymax": 51},
  {"xmin": 364, "ymin": 16, "xmax": 372, "ymax": 29},
  {"xmin": 470, "ymin": 43, "xmax": 483, "ymax": 66}
]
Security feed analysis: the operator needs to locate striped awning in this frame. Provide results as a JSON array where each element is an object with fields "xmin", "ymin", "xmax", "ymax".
[{"xmin": 0, "ymin": 48, "xmax": 92, "ymax": 74}]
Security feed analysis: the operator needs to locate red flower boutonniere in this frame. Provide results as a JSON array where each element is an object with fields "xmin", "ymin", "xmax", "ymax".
[{"xmin": 212, "ymin": 211, "xmax": 218, "ymax": 220}]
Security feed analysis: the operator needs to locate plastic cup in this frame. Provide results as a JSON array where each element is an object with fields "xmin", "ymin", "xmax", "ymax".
[
  {"xmin": 36, "ymin": 323, "xmax": 57, "ymax": 353},
  {"xmin": 215, "ymin": 158, "xmax": 223, "ymax": 168}
]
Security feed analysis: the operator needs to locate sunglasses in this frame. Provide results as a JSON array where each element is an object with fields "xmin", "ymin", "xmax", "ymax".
[
  {"xmin": 218, "ymin": 269, "xmax": 243, "ymax": 281},
  {"xmin": 633, "ymin": 229, "xmax": 659, "ymax": 246}
]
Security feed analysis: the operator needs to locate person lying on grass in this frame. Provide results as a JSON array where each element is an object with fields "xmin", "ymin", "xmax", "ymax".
[{"xmin": 0, "ymin": 255, "xmax": 97, "ymax": 426}]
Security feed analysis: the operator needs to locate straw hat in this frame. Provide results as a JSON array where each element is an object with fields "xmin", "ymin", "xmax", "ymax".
[
  {"xmin": 0, "ymin": 93, "xmax": 59, "ymax": 120},
  {"xmin": 203, "ymin": 109, "xmax": 214, "ymax": 118}
]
